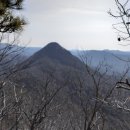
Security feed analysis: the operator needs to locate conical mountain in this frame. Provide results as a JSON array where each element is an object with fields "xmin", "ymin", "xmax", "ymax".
[{"xmin": 27, "ymin": 42, "xmax": 84, "ymax": 70}]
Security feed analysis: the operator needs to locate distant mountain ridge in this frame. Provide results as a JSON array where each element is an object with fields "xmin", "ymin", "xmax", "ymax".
[
  {"xmin": 22, "ymin": 44, "xmax": 130, "ymax": 73},
  {"xmin": 23, "ymin": 47, "xmax": 41, "ymax": 56},
  {"xmin": 72, "ymin": 50, "xmax": 130, "ymax": 73}
]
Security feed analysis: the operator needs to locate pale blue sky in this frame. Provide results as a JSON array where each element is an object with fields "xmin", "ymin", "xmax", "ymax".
[{"xmin": 20, "ymin": 0, "xmax": 130, "ymax": 50}]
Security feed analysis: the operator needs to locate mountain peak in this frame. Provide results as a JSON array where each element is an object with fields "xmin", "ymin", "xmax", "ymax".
[
  {"xmin": 43, "ymin": 42, "xmax": 65, "ymax": 52},
  {"xmin": 34, "ymin": 42, "xmax": 70, "ymax": 60},
  {"xmin": 27, "ymin": 42, "xmax": 84, "ymax": 70},
  {"xmin": 45, "ymin": 42, "xmax": 61, "ymax": 48}
]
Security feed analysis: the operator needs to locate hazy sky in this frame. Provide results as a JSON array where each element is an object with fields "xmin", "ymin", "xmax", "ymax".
[{"xmin": 20, "ymin": 0, "xmax": 130, "ymax": 50}]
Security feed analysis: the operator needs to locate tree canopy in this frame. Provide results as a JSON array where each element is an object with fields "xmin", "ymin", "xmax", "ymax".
[{"xmin": 0, "ymin": 0, "xmax": 26, "ymax": 33}]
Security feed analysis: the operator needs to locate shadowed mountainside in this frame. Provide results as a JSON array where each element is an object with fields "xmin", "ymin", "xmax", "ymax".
[{"xmin": 26, "ymin": 42, "xmax": 85, "ymax": 70}]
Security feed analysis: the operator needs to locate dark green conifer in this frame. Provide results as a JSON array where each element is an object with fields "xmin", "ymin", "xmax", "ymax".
[{"xmin": 0, "ymin": 0, "xmax": 26, "ymax": 33}]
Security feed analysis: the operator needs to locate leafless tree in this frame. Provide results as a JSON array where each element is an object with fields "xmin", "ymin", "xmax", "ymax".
[
  {"xmin": 65, "ymin": 52, "xmax": 130, "ymax": 130},
  {"xmin": 109, "ymin": 0, "xmax": 130, "ymax": 112},
  {"xmin": 0, "ymin": 0, "xmax": 27, "ymax": 129},
  {"xmin": 19, "ymin": 72, "xmax": 64, "ymax": 130},
  {"xmin": 109, "ymin": 0, "xmax": 130, "ymax": 43},
  {"xmin": 62, "ymin": 54, "xmax": 118, "ymax": 130}
]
